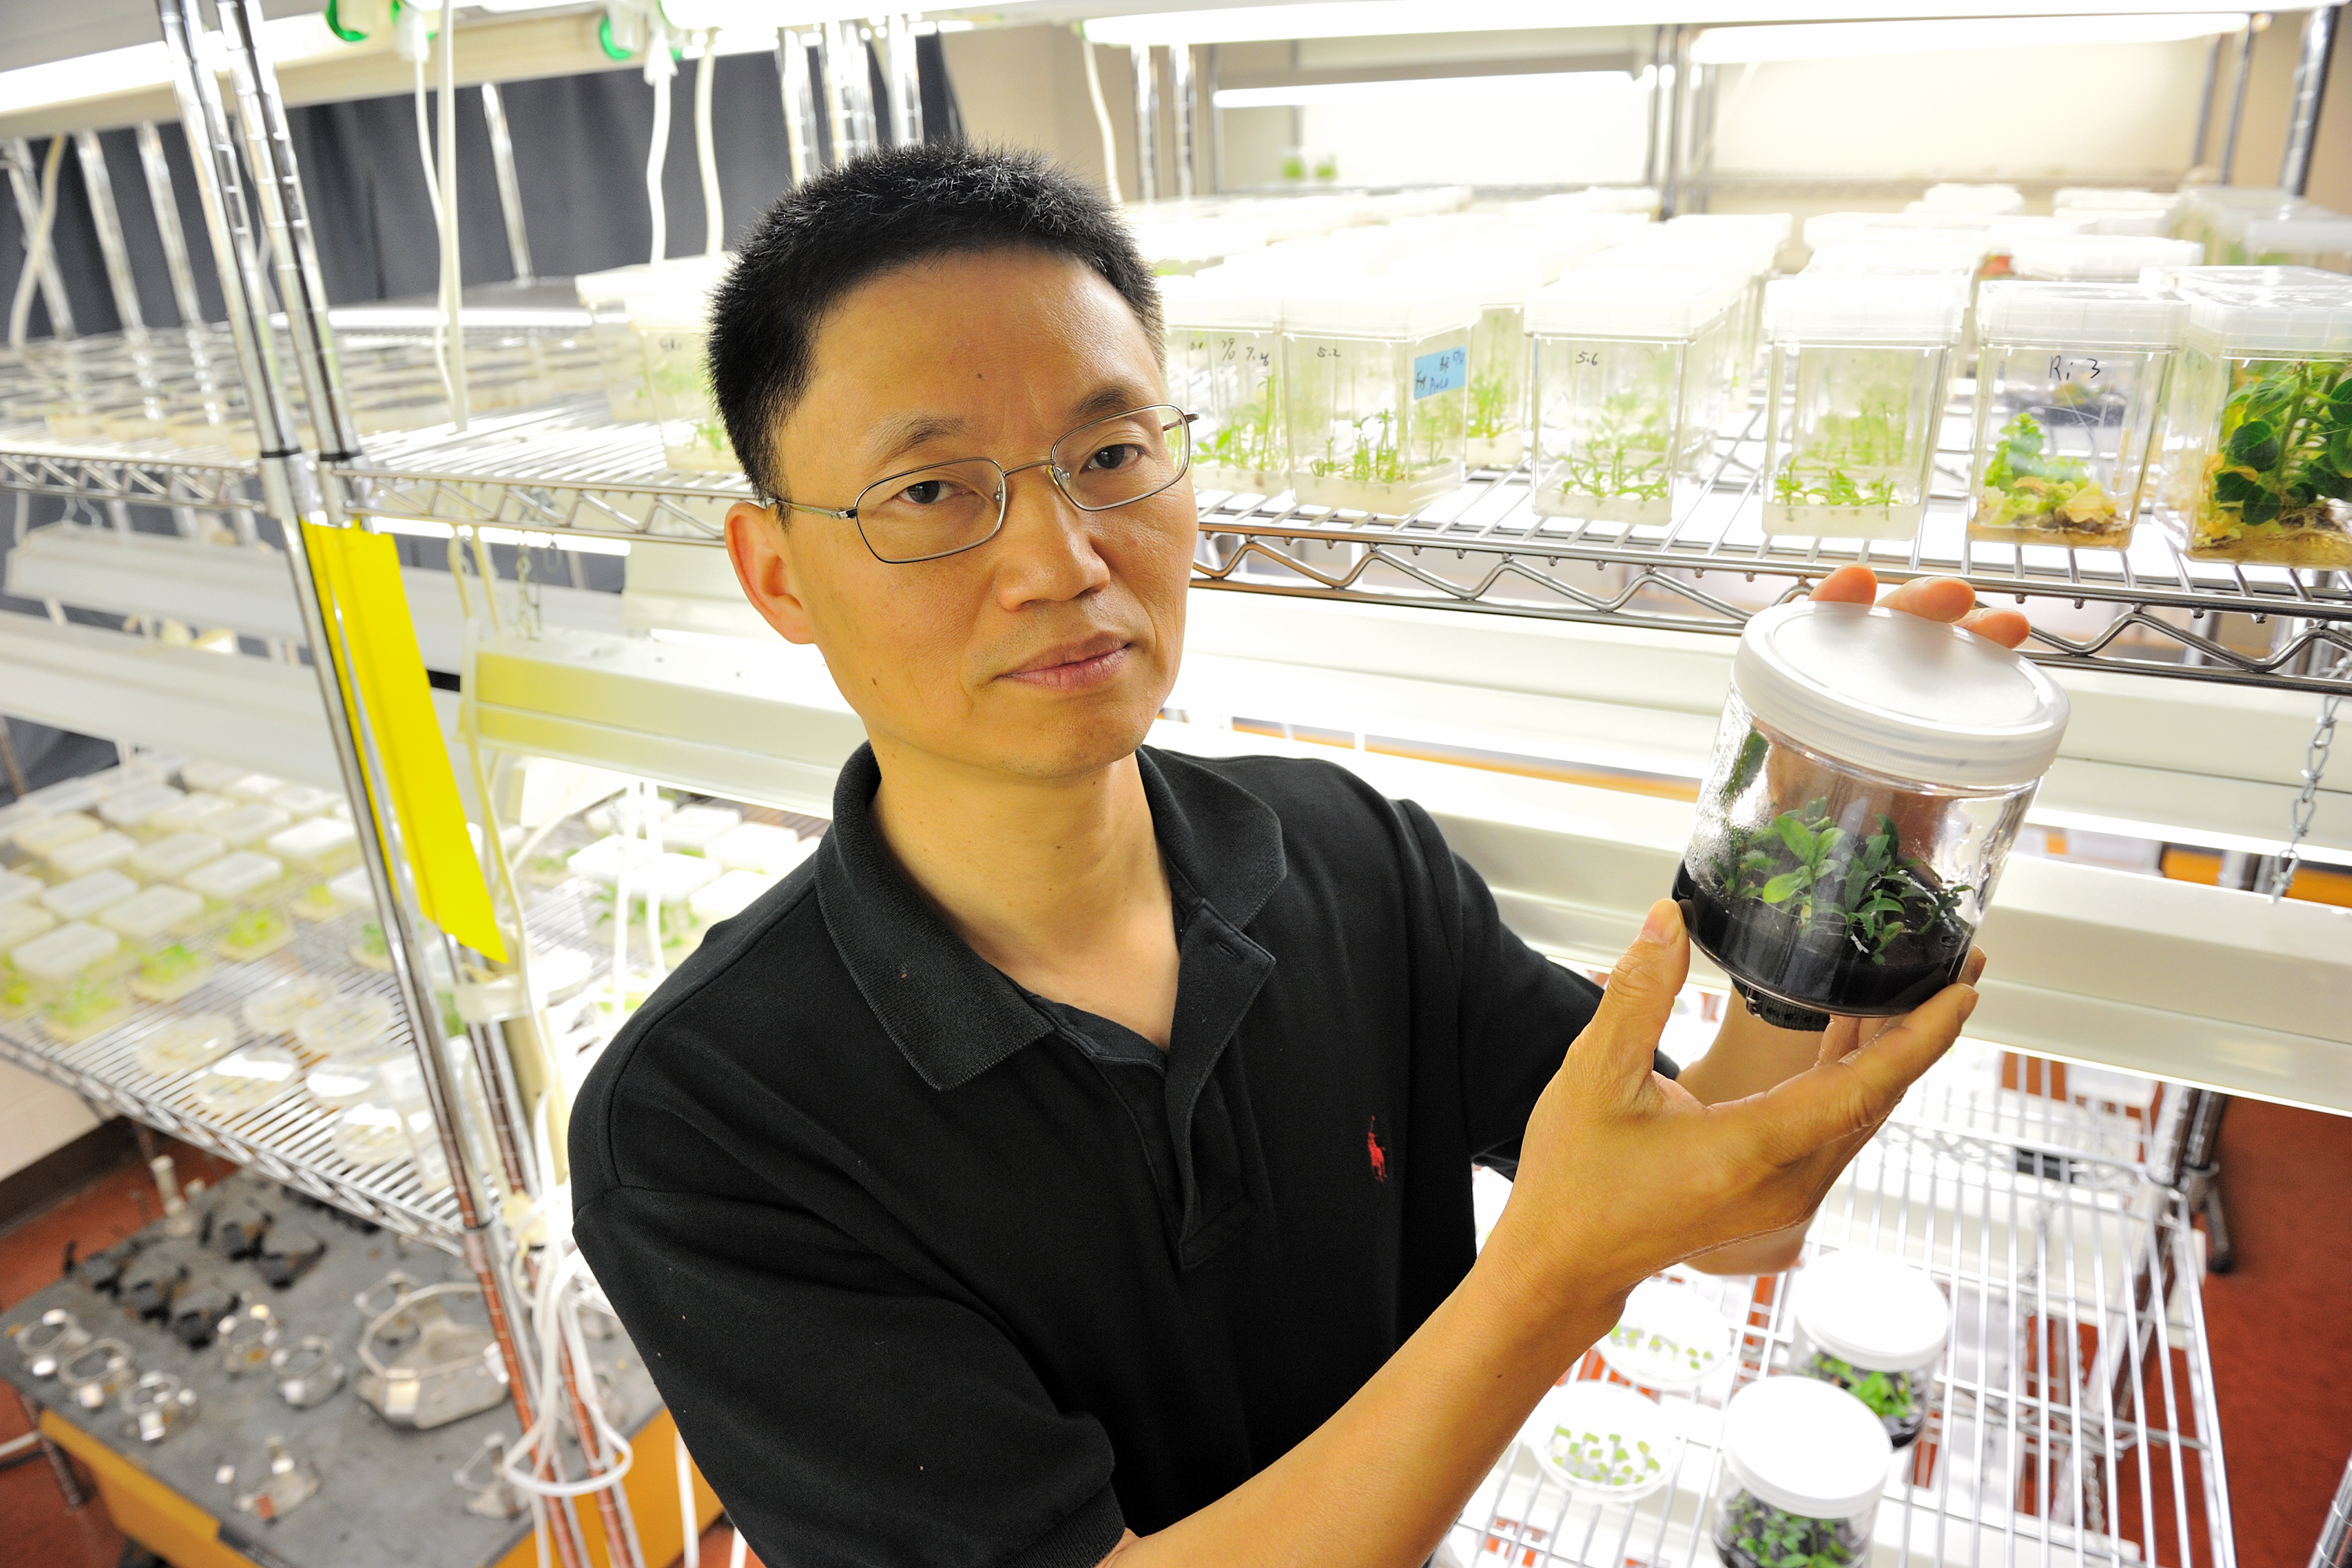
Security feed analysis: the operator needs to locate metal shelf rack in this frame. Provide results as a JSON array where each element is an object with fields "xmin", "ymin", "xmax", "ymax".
[{"xmin": 1454, "ymin": 1060, "xmax": 2229, "ymax": 1568}]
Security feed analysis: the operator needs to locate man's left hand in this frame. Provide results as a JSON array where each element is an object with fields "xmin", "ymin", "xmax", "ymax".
[{"xmin": 1808, "ymin": 564, "xmax": 2030, "ymax": 649}]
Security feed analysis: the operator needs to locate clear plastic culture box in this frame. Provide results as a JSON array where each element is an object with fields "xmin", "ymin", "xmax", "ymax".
[
  {"xmin": 2155, "ymin": 284, "xmax": 2352, "ymax": 566},
  {"xmin": 1389, "ymin": 252, "xmax": 1544, "ymax": 472},
  {"xmin": 1968, "ymin": 282, "xmax": 2184, "ymax": 549},
  {"xmin": 1281, "ymin": 282, "xmax": 1477, "ymax": 514},
  {"xmin": 1761, "ymin": 277, "xmax": 1961, "ymax": 540},
  {"xmin": 1789, "ymin": 1249, "xmax": 1949, "ymax": 1449},
  {"xmin": 101, "ymin": 886, "xmax": 212, "ymax": 1004},
  {"xmin": 1673, "ymin": 602, "xmax": 2068, "ymax": 1031},
  {"xmin": 1160, "ymin": 274, "xmax": 1284, "ymax": 495},
  {"xmin": 183, "ymin": 851, "xmax": 293, "ymax": 962},
  {"xmin": 1711, "ymin": 1378, "xmax": 1891, "ymax": 1568},
  {"xmin": 629, "ymin": 302, "xmax": 736, "ymax": 473},
  {"xmin": 1527, "ymin": 270, "xmax": 1740, "ymax": 526},
  {"xmin": 12, "ymin": 922, "xmax": 128, "ymax": 1043}
]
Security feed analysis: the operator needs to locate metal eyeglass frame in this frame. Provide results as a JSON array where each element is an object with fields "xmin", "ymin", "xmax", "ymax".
[{"xmin": 772, "ymin": 404, "xmax": 1198, "ymax": 564}]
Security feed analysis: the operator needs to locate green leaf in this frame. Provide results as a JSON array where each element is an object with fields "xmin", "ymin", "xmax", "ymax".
[
  {"xmin": 1775, "ymin": 813, "xmax": 1817, "ymax": 860},
  {"xmin": 2212, "ymin": 470, "xmax": 2262, "ymax": 504},
  {"xmin": 1761, "ymin": 870, "xmax": 1811, "ymax": 904},
  {"xmin": 2327, "ymin": 425, "xmax": 2352, "ymax": 476},
  {"xmin": 2227, "ymin": 419, "xmax": 2280, "ymax": 471},
  {"xmin": 2242, "ymin": 495, "xmax": 2283, "ymax": 527},
  {"xmin": 1724, "ymin": 728, "xmax": 1769, "ymax": 800}
]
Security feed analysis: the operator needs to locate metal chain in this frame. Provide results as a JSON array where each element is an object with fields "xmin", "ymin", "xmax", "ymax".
[{"xmin": 2270, "ymin": 650, "xmax": 2352, "ymax": 902}]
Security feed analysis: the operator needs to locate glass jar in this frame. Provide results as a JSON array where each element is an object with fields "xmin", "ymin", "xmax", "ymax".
[
  {"xmin": 629, "ymin": 301, "xmax": 736, "ymax": 473},
  {"xmin": 1761, "ymin": 278, "xmax": 1962, "ymax": 540},
  {"xmin": 1673, "ymin": 601, "xmax": 2069, "ymax": 1030},
  {"xmin": 2155, "ymin": 283, "xmax": 2352, "ymax": 566},
  {"xmin": 1968, "ymin": 283, "xmax": 2185, "ymax": 549},
  {"xmin": 1711, "ymin": 1378, "xmax": 1890, "ymax": 1568},
  {"xmin": 1789, "ymin": 1249, "xmax": 1949, "ymax": 1449},
  {"xmin": 1281, "ymin": 281, "xmax": 1478, "ymax": 514},
  {"xmin": 1528, "ymin": 270, "xmax": 1742, "ymax": 526},
  {"xmin": 1161, "ymin": 272, "xmax": 1284, "ymax": 496}
]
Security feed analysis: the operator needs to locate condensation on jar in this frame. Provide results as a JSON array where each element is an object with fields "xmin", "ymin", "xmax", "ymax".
[
  {"xmin": 1673, "ymin": 600, "xmax": 2070, "ymax": 1031},
  {"xmin": 1712, "ymin": 1377, "xmax": 1893, "ymax": 1568},
  {"xmin": 1789, "ymin": 1249, "xmax": 1952, "ymax": 1449}
]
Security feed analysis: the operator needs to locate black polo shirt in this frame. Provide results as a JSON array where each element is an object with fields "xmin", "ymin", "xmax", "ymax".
[{"xmin": 570, "ymin": 743, "xmax": 1666, "ymax": 1568}]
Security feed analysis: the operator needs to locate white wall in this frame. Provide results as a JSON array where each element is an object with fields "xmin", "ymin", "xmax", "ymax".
[{"xmin": 0, "ymin": 1060, "xmax": 100, "ymax": 1183}]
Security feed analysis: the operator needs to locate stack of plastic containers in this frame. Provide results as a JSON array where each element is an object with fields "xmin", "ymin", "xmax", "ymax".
[
  {"xmin": 574, "ymin": 253, "xmax": 734, "ymax": 427},
  {"xmin": 2204, "ymin": 208, "xmax": 2352, "ymax": 270},
  {"xmin": 1160, "ymin": 273, "xmax": 1284, "ymax": 496},
  {"xmin": 1968, "ymin": 282, "xmax": 2185, "ymax": 549},
  {"xmin": 1527, "ymin": 270, "xmax": 1743, "ymax": 526},
  {"xmin": 2053, "ymin": 188, "xmax": 2185, "ymax": 237},
  {"xmin": 1760, "ymin": 276, "xmax": 1963, "ymax": 540},
  {"xmin": 2008, "ymin": 235, "xmax": 2205, "ymax": 285},
  {"xmin": 2155, "ymin": 276, "xmax": 2352, "ymax": 565},
  {"xmin": 1280, "ymin": 278, "xmax": 1480, "ymax": 514}
]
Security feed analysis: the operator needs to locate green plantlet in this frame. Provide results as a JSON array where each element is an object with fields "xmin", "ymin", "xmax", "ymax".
[
  {"xmin": 1718, "ymin": 804, "xmax": 1970, "ymax": 967},
  {"xmin": 1310, "ymin": 410, "xmax": 1416, "ymax": 486},
  {"xmin": 48, "ymin": 975, "xmax": 125, "ymax": 1033},
  {"xmin": 1805, "ymin": 1352, "xmax": 1919, "ymax": 1422},
  {"xmin": 1973, "ymin": 410, "xmax": 2122, "ymax": 541},
  {"xmin": 140, "ymin": 944, "xmax": 206, "ymax": 986},
  {"xmin": 1774, "ymin": 399, "xmax": 1910, "ymax": 515},
  {"xmin": 1196, "ymin": 370, "xmax": 1282, "ymax": 478},
  {"xmin": 1718, "ymin": 1491, "xmax": 1865, "ymax": 1568},
  {"xmin": 1466, "ymin": 371, "xmax": 1514, "ymax": 442},
  {"xmin": 1554, "ymin": 389, "xmax": 1673, "ymax": 509},
  {"xmin": 2191, "ymin": 358, "xmax": 2352, "ymax": 561},
  {"xmin": 223, "ymin": 908, "xmax": 289, "ymax": 953}
]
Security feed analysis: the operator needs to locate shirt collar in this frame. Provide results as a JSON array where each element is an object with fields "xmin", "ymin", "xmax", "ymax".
[{"xmin": 815, "ymin": 743, "xmax": 1287, "ymax": 1092}]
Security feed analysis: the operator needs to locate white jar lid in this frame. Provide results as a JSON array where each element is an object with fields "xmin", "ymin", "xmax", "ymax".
[
  {"xmin": 100, "ymin": 885, "xmax": 205, "ymax": 943},
  {"xmin": 0, "ymin": 902, "xmax": 59, "ymax": 953},
  {"xmin": 1764, "ymin": 276, "xmax": 1963, "ymax": 345},
  {"xmin": 1720, "ymin": 1376, "xmax": 1893, "ymax": 1519},
  {"xmin": 1733, "ymin": 602, "xmax": 2070, "ymax": 790},
  {"xmin": 132, "ymin": 832, "xmax": 225, "ymax": 882},
  {"xmin": 1527, "ymin": 268, "xmax": 1742, "ymax": 341},
  {"xmin": 1976, "ymin": 282, "xmax": 2186, "ymax": 350},
  {"xmin": 2008, "ymin": 235, "xmax": 2202, "ymax": 283},
  {"xmin": 1277, "ymin": 277, "xmax": 1478, "ymax": 341},
  {"xmin": 42, "ymin": 870, "xmax": 140, "ymax": 922},
  {"xmin": 11, "ymin": 921, "xmax": 122, "ymax": 981},
  {"xmin": 183, "ymin": 851, "xmax": 284, "ymax": 902},
  {"xmin": 1792, "ymin": 1249, "xmax": 1950, "ymax": 1371},
  {"xmin": 47, "ymin": 830, "xmax": 138, "ymax": 880}
]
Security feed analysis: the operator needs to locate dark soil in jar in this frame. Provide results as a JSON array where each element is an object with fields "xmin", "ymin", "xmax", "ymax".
[
  {"xmin": 1714, "ymin": 1489, "xmax": 1870, "ymax": 1568},
  {"xmin": 1799, "ymin": 1353, "xmax": 1929, "ymax": 1448},
  {"xmin": 1673, "ymin": 802, "xmax": 1973, "ymax": 1019}
]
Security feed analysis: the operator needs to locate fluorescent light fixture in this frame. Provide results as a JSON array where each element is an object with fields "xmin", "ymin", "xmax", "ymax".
[
  {"xmin": 1215, "ymin": 70, "xmax": 1635, "ymax": 110},
  {"xmin": 371, "ymin": 515, "xmax": 632, "ymax": 555},
  {"xmin": 0, "ymin": 14, "xmax": 350, "ymax": 118},
  {"xmin": 1080, "ymin": 0, "xmax": 2259, "ymax": 47},
  {"xmin": 1690, "ymin": 11, "xmax": 2250, "ymax": 61}
]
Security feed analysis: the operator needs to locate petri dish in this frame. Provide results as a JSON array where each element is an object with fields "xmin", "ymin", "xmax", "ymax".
[
  {"xmin": 293, "ymin": 993, "xmax": 393, "ymax": 1056},
  {"xmin": 191, "ymin": 1045, "xmax": 302, "ymax": 1116},
  {"xmin": 1597, "ymin": 1279, "xmax": 1735, "ymax": 1392},
  {"xmin": 133, "ymin": 1014, "xmax": 241, "ymax": 1077},
  {"xmin": 242, "ymin": 973, "xmax": 335, "ymax": 1035},
  {"xmin": 332, "ymin": 1099, "xmax": 411, "ymax": 1166}
]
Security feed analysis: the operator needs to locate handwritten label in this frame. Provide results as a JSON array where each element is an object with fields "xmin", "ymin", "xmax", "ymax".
[
  {"xmin": 1413, "ymin": 346, "xmax": 1467, "ymax": 400},
  {"xmin": 2048, "ymin": 354, "xmax": 2104, "ymax": 383}
]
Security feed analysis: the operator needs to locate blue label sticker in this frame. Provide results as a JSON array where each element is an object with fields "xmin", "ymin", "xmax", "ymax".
[{"xmin": 1412, "ymin": 346, "xmax": 1467, "ymax": 400}]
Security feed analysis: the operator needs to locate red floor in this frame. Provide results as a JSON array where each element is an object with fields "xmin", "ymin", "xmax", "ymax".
[{"xmin": 3, "ymin": 1111, "xmax": 2345, "ymax": 1568}]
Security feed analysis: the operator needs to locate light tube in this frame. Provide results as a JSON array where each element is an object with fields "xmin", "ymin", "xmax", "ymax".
[
  {"xmin": 1214, "ymin": 69, "xmax": 1636, "ymax": 109},
  {"xmin": 1690, "ymin": 12, "xmax": 2251, "ymax": 62},
  {"xmin": 0, "ymin": 14, "xmax": 349, "ymax": 118},
  {"xmin": 1080, "ymin": 0, "xmax": 2260, "ymax": 47},
  {"xmin": 370, "ymin": 515, "xmax": 634, "ymax": 555}
]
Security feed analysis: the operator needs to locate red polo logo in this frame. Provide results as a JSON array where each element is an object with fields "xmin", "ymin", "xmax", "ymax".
[{"xmin": 1367, "ymin": 1116, "xmax": 1387, "ymax": 1183}]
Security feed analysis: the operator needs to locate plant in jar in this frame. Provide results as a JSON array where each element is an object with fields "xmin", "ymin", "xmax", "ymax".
[
  {"xmin": 1196, "ymin": 368, "xmax": 1281, "ymax": 479},
  {"xmin": 1606, "ymin": 1319, "xmax": 1720, "ymax": 1380},
  {"xmin": 1555, "ymin": 390, "xmax": 1673, "ymax": 510},
  {"xmin": 1973, "ymin": 411, "xmax": 2122, "ymax": 541},
  {"xmin": 221, "ymin": 908, "xmax": 291, "ymax": 960},
  {"xmin": 1801, "ymin": 1353, "xmax": 1925, "ymax": 1438},
  {"xmin": 2189, "ymin": 358, "xmax": 2352, "ymax": 561},
  {"xmin": 137, "ymin": 943, "xmax": 210, "ymax": 995},
  {"xmin": 1715, "ymin": 1490, "xmax": 1867, "ymax": 1568},
  {"xmin": 1310, "ymin": 410, "xmax": 1414, "ymax": 485},
  {"xmin": 1772, "ymin": 400, "xmax": 1905, "ymax": 513}
]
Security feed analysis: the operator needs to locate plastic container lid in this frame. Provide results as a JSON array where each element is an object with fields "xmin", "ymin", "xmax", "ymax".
[
  {"xmin": 0, "ymin": 902, "xmax": 59, "ymax": 954},
  {"xmin": 183, "ymin": 851, "xmax": 285, "ymax": 902},
  {"xmin": 306, "ymin": 1045, "xmax": 404, "ymax": 1109},
  {"xmin": 99, "ymin": 783, "xmax": 186, "ymax": 830},
  {"xmin": 1803, "ymin": 241, "xmax": 1982, "ymax": 281},
  {"xmin": 293, "ymin": 993, "xmax": 394, "ymax": 1056},
  {"xmin": 1160, "ymin": 272, "xmax": 1281, "ymax": 333},
  {"xmin": 1976, "ymin": 282, "xmax": 2187, "ymax": 350},
  {"xmin": 0, "ymin": 800, "xmax": 50, "ymax": 849},
  {"xmin": 11, "ymin": 921, "xmax": 121, "ymax": 980},
  {"xmin": 659, "ymin": 806, "xmax": 743, "ymax": 854},
  {"xmin": 265, "ymin": 818, "xmax": 356, "ymax": 868},
  {"xmin": 178, "ymin": 759, "xmax": 248, "ymax": 793},
  {"xmin": 242, "ymin": 973, "xmax": 335, "ymax": 1034},
  {"xmin": 2161, "ymin": 264, "xmax": 2352, "ymax": 297},
  {"xmin": 1734, "ymin": 602, "xmax": 2070, "ymax": 790},
  {"xmin": 568, "ymin": 835, "xmax": 662, "ymax": 886},
  {"xmin": 131, "ymin": 832, "xmax": 225, "ymax": 882},
  {"xmin": 1527, "ymin": 269, "xmax": 1742, "ymax": 340},
  {"xmin": 1720, "ymin": 1377, "xmax": 1893, "ymax": 1520},
  {"xmin": 1388, "ymin": 248, "xmax": 1546, "ymax": 310},
  {"xmin": 1793, "ymin": 1249, "xmax": 1951, "ymax": 1373},
  {"xmin": 2063, "ymin": 208, "xmax": 2172, "ymax": 237},
  {"xmin": 14, "ymin": 812, "xmax": 103, "ymax": 858},
  {"xmin": 1597, "ymin": 1279, "xmax": 1733, "ymax": 1390},
  {"xmin": 269, "ymin": 784, "xmax": 340, "ymax": 818},
  {"xmin": 133, "ymin": 1013, "xmax": 239, "ymax": 1077},
  {"xmin": 46, "ymin": 830, "xmax": 137, "ymax": 879},
  {"xmin": 627, "ymin": 853, "xmax": 720, "ymax": 906},
  {"xmin": 1524, "ymin": 1379, "xmax": 1680, "ymax": 1501},
  {"xmin": 708, "ymin": 823, "xmax": 804, "ymax": 875},
  {"xmin": 2053, "ymin": 187, "xmax": 2178, "ymax": 212},
  {"xmin": 1667, "ymin": 211, "xmax": 1795, "ymax": 250},
  {"xmin": 1277, "ymin": 277, "xmax": 1479, "ymax": 340},
  {"xmin": 213, "ymin": 804, "xmax": 292, "ymax": 849},
  {"xmin": 150, "ymin": 792, "xmax": 238, "ymax": 834},
  {"xmin": 1918, "ymin": 182, "xmax": 2024, "ymax": 214},
  {"xmin": 223, "ymin": 772, "xmax": 284, "ymax": 802},
  {"xmin": 1763, "ymin": 276, "xmax": 1965, "ymax": 344},
  {"xmin": 2238, "ymin": 216, "xmax": 2352, "ymax": 255},
  {"xmin": 0, "ymin": 870, "xmax": 40, "ymax": 906},
  {"xmin": 2008, "ymin": 234, "xmax": 2203, "ymax": 282},
  {"xmin": 42, "ymin": 870, "xmax": 140, "ymax": 922},
  {"xmin": 327, "ymin": 867, "xmax": 375, "ymax": 912},
  {"xmin": 689, "ymin": 868, "xmax": 779, "ymax": 924},
  {"xmin": 2184, "ymin": 288, "xmax": 2352, "ymax": 354},
  {"xmin": 23, "ymin": 777, "xmax": 103, "ymax": 813},
  {"xmin": 99, "ymin": 885, "xmax": 204, "ymax": 943}
]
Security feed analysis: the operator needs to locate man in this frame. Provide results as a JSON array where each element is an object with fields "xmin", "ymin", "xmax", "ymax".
[{"xmin": 570, "ymin": 144, "xmax": 2024, "ymax": 1568}]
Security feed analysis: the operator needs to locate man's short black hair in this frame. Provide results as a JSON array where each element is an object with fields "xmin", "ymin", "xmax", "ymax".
[{"xmin": 709, "ymin": 143, "xmax": 1162, "ymax": 502}]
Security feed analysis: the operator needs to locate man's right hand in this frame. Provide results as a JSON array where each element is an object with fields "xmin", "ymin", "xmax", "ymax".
[{"xmin": 1484, "ymin": 896, "xmax": 1976, "ymax": 1319}]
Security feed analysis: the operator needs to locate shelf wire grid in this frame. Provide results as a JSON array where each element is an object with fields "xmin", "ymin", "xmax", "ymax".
[
  {"xmin": 0, "ymin": 906, "xmax": 466, "ymax": 1250},
  {"xmin": 1452, "ymin": 1057, "xmax": 2227, "ymax": 1568}
]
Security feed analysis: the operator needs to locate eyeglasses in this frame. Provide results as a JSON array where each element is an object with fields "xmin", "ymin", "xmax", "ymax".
[{"xmin": 775, "ymin": 404, "xmax": 1197, "ymax": 564}]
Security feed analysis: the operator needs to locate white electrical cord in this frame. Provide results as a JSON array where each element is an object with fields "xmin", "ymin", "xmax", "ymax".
[
  {"xmin": 640, "ymin": 781, "xmax": 667, "ymax": 987},
  {"xmin": 676, "ymin": 1431, "xmax": 700, "ymax": 1568},
  {"xmin": 694, "ymin": 31, "xmax": 721, "ymax": 256},
  {"xmin": 438, "ymin": 0, "xmax": 467, "ymax": 431},
  {"xmin": 645, "ymin": 27, "xmax": 677, "ymax": 264},
  {"xmin": 730, "ymin": 1526, "xmax": 747, "ymax": 1568},
  {"xmin": 6, "ymin": 137, "xmax": 65, "ymax": 353},
  {"xmin": 1077, "ymin": 28, "xmax": 1121, "ymax": 205},
  {"xmin": 411, "ymin": 50, "xmax": 455, "ymax": 411}
]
